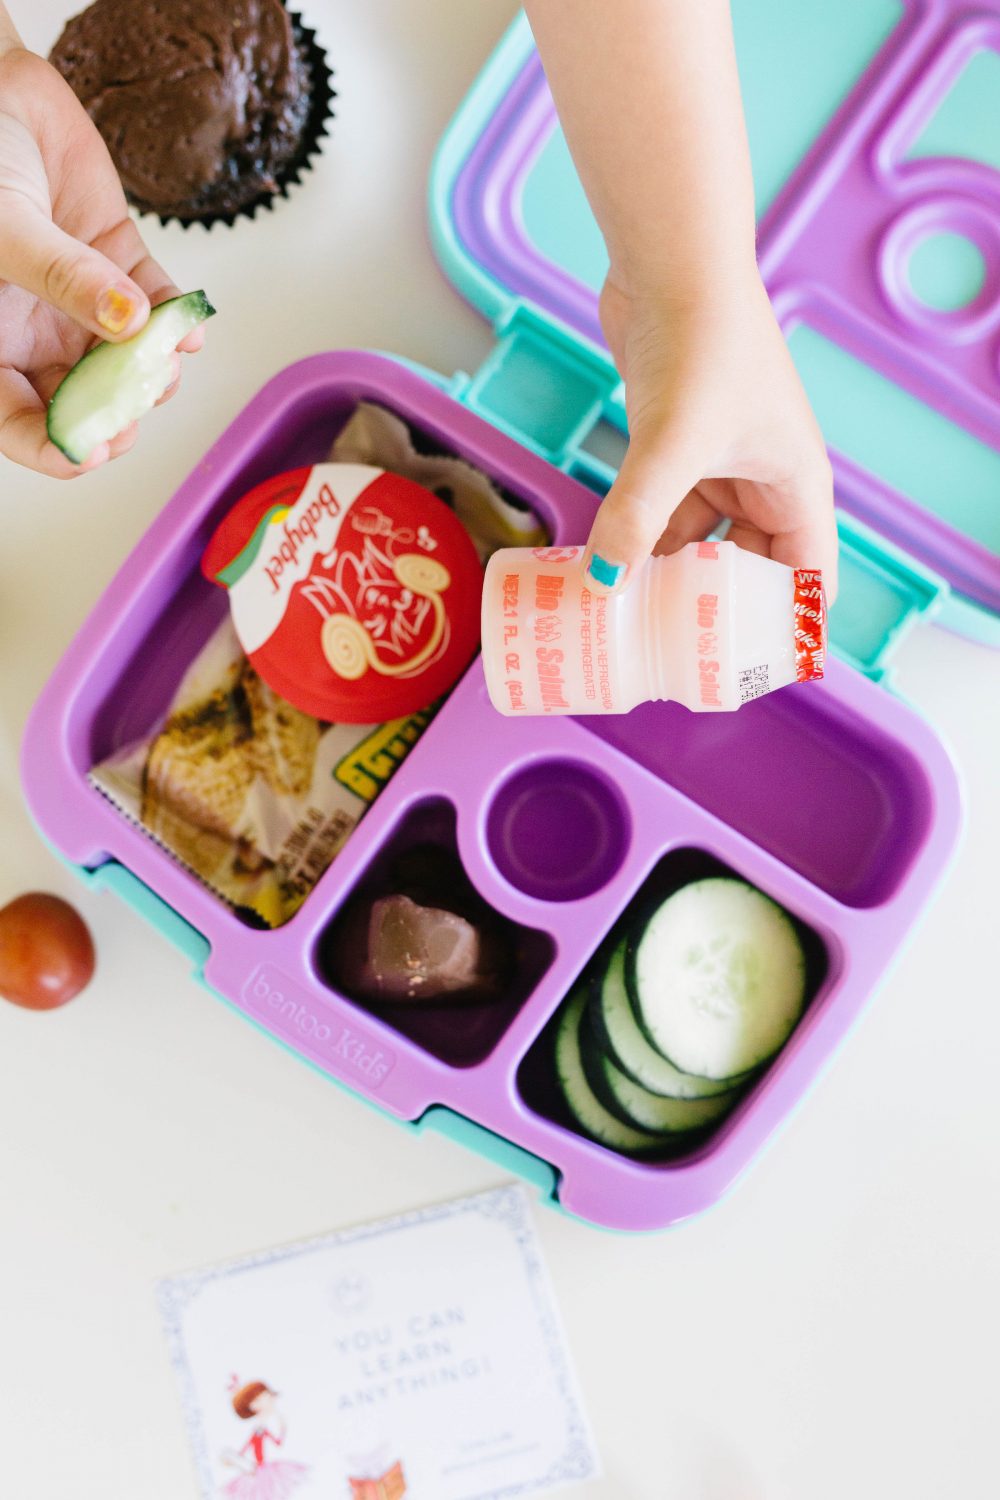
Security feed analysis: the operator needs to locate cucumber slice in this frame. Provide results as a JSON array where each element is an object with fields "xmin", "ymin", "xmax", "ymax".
[
  {"xmin": 591, "ymin": 938, "xmax": 749, "ymax": 1099},
  {"xmin": 627, "ymin": 878, "xmax": 807, "ymax": 1081},
  {"xmin": 47, "ymin": 291, "xmax": 215, "ymax": 463},
  {"xmin": 595, "ymin": 1050, "xmax": 738, "ymax": 1134},
  {"xmin": 554, "ymin": 986, "xmax": 665, "ymax": 1155}
]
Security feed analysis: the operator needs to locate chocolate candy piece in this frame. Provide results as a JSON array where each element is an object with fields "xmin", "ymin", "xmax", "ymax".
[{"xmin": 350, "ymin": 895, "xmax": 486, "ymax": 1002}]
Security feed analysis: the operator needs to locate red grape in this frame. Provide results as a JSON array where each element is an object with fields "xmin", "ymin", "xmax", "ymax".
[{"xmin": 0, "ymin": 892, "xmax": 95, "ymax": 1011}]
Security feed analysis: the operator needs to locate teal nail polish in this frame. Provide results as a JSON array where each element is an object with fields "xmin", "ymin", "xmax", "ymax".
[{"xmin": 587, "ymin": 553, "xmax": 626, "ymax": 589}]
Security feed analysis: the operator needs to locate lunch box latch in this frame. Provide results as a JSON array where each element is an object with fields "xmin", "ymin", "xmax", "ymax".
[
  {"xmin": 416, "ymin": 1104, "xmax": 561, "ymax": 1203},
  {"xmin": 833, "ymin": 512, "xmax": 949, "ymax": 687},
  {"xmin": 462, "ymin": 301, "xmax": 622, "ymax": 475},
  {"xmin": 85, "ymin": 860, "xmax": 211, "ymax": 976}
]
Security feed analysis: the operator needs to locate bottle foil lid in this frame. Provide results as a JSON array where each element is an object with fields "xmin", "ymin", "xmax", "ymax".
[{"xmin": 202, "ymin": 463, "xmax": 484, "ymax": 722}]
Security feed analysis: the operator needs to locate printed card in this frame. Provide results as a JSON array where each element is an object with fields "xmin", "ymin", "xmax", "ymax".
[{"xmin": 158, "ymin": 1185, "xmax": 600, "ymax": 1499}]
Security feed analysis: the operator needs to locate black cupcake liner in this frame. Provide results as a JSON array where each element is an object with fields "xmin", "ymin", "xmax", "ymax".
[{"xmin": 142, "ymin": 8, "xmax": 335, "ymax": 230}]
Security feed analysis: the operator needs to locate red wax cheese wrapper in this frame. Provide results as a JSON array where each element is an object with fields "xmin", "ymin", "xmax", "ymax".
[{"xmin": 202, "ymin": 464, "xmax": 484, "ymax": 723}]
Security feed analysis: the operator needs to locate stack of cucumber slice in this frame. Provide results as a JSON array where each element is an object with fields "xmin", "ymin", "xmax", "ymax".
[{"xmin": 555, "ymin": 878, "xmax": 809, "ymax": 1155}]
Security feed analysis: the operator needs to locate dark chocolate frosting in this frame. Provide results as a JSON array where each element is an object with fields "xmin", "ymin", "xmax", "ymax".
[{"xmin": 51, "ymin": 0, "xmax": 312, "ymax": 220}]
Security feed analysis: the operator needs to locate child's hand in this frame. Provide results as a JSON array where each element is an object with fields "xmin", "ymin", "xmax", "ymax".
[
  {"xmin": 0, "ymin": 44, "xmax": 204, "ymax": 477},
  {"xmin": 525, "ymin": 0, "xmax": 839, "ymax": 601},
  {"xmin": 588, "ymin": 269, "xmax": 838, "ymax": 599}
]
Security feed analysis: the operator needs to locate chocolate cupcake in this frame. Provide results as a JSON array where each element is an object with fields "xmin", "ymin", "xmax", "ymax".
[{"xmin": 50, "ymin": 0, "xmax": 333, "ymax": 225}]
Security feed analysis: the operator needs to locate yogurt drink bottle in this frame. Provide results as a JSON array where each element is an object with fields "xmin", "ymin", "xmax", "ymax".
[{"xmin": 480, "ymin": 539, "xmax": 826, "ymax": 717}]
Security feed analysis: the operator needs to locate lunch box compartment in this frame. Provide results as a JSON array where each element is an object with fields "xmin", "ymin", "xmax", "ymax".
[
  {"xmin": 84, "ymin": 383, "xmax": 558, "ymax": 770},
  {"xmin": 583, "ymin": 688, "xmax": 934, "ymax": 909},
  {"xmin": 313, "ymin": 795, "xmax": 555, "ymax": 1068},
  {"xmin": 484, "ymin": 759, "xmax": 632, "ymax": 903},
  {"xmin": 515, "ymin": 844, "xmax": 832, "ymax": 1158}
]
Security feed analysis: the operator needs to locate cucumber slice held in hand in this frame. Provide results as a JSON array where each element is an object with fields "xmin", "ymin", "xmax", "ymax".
[
  {"xmin": 627, "ymin": 878, "xmax": 808, "ymax": 1081},
  {"xmin": 47, "ymin": 291, "xmax": 215, "ymax": 464}
]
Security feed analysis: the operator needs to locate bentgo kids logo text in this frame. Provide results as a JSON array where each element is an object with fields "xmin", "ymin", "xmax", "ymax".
[{"xmin": 244, "ymin": 965, "xmax": 395, "ymax": 1087}]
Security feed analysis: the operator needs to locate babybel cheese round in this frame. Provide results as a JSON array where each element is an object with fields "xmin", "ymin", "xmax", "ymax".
[{"xmin": 202, "ymin": 463, "xmax": 484, "ymax": 722}]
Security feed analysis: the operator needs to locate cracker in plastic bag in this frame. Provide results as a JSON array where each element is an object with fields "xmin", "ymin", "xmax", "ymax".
[
  {"xmin": 91, "ymin": 616, "xmax": 436, "ymax": 926},
  {"xmin": 329, "ymin": 403, "xmax": 548, "ymax": 560}
]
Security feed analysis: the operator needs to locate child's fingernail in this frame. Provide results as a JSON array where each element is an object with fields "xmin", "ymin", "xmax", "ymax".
[
  {"xmin": 96, "ymin": 284, "xmax": 138, "ymax": 334},
  {"xmin": 586, "ymin": 552, "xmax": 627, "ymax": 590}
]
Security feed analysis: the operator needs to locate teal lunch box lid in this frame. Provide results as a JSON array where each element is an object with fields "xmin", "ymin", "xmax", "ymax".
[{"xmin": 428, "ymin": 4, "xmax": 1000, "ymax": 684}]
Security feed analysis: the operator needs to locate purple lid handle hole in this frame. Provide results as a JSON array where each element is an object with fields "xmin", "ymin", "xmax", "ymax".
[{"xmin": 877, "ymin": 196, "xmax": 1000, "ymax": 341}]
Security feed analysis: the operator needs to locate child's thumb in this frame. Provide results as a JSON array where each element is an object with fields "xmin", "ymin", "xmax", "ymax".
[
  {"xmin": 0, "ymin": 215, "xmax": 149, "ymax": 341},
  {"xmin": 583, "ymin": 434, "xmax": 698, "ymax": 593}
]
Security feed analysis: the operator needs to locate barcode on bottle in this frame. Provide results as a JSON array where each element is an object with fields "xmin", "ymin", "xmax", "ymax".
[{"xmin": 738, "ymin": 664, "xmax": 770, "ymax": 703}]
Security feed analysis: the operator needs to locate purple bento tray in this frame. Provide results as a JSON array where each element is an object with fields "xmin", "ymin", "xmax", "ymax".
[
  {"xmin": 22, "ymin": 352, "xmax": 963, "ymax": 1232},
  {"xmin": 450, "ymin": 1, "xmax": 1000, "ymax": 615}
]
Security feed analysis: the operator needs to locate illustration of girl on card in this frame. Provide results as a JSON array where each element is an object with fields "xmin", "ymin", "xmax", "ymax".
[{"xmin": 219, "ymin": 1377, "xmax": 309, "ymax": 1499}]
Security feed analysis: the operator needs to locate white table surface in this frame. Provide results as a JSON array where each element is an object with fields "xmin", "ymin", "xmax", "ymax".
[{"xmin": 2, "ymin": 4, "xmax": 999, "ymax": 1497}]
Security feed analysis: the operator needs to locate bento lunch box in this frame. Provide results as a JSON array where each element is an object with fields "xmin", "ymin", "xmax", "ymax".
[{"xmin": 22, "ymin": 4, "xmax": 1000, "ymax": 1231}]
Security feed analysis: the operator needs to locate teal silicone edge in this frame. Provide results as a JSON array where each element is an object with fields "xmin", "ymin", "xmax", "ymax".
[
  {"xmin": 38, "ymin": 834, "xmax": 210, "ymax": 970},
  {"xmin": 49, "ymin": 837, "xmax": 574, "ymax": 1217},
  {"xmin": 935, "ymin": 589, "xmax": 1000, "ymax": 648},
  {"xmin": 415, "ymin": 1108, "xmax": 559, "ymax": 1200},
  {"xmin": 416, "ymin": 1108, "xmax": 672, "ymax": 1235},
  {"xmin": 428, "ymin": 13, "xmax": 535, "ymax": 335},
  {"xmin": 91, "ymin": 862, "xmax": 211, "ymax": 969},
  {"xmin": 61, "ymin": 849, "xmax": 425, "ymax": 1134},
  {"xmin": 832, "ymin": 511, "xmax": 947, "ymax": 686},
  {"xmin": 377, "ymin": 351, "xmax": 468, "ymax": 399}
]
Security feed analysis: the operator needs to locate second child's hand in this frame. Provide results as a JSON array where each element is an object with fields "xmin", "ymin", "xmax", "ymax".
[{"xmin": 0, "ymin": 9, "xmax": 204, "ymax": 478}]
